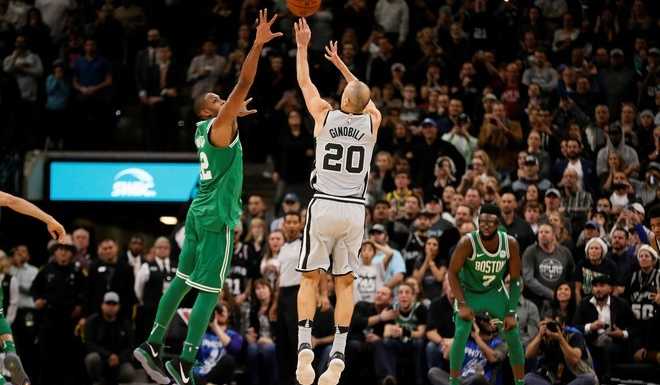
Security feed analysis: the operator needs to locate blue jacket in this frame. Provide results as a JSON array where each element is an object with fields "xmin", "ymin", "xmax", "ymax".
[{"xmin": 552, "ymin": 158, "xmax": 596, "ymax": 194}]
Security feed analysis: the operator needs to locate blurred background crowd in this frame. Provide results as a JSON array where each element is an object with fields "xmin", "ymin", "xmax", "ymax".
[{"xmin": 0, "ymin": 0, "xmax": 660, "ymax": 384}]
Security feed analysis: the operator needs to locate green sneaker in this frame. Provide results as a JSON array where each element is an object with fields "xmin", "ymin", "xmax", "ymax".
[
  {"xmin": 133, "ymin": 342, "xmax": 170, "ymax": 384},
  {"xmin": 165, "ymin": 358, "xmax": 196, "ymax": 385}
]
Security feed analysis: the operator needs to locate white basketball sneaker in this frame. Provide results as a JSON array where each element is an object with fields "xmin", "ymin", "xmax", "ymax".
[
  {"xmin": 296, "ymin": 343, "xmax": 316, "ymax": 385},
  {"xmin": 318, "ymin": 352, "xmax": 345, "ymax": 385}
]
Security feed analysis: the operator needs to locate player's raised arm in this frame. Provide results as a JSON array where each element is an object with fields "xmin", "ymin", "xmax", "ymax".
[
  {"xmin": 323, "ymin": 41, "xmax": 382, "ymax": 130},
  {"xmin": 211, "ymin": 9, "xmax": 282, "ymax": 146},
  {"xmin": 448, "ymin": 236, "xmax": 473, "ymax": 320},
  {"xmin": 294, "ymin": 18, "xmax": 331, "ymax": 126},
  {"xmin": 0, "ymin": 191, "xmax": 65, "ymax": 241}
]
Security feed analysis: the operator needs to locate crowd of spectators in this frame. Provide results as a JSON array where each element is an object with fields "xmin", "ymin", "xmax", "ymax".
[{"xmin": 1, "ymin": 0, "xmax": 660, "ymax": 385}]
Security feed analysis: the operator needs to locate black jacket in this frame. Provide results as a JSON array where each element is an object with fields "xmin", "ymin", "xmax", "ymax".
[
  {"xmin": 573, "ymin": 295, "xmax": 634, "ymax": 344},
  {"xmin": 85, "ymin": 313, "xmax": 134, "ymax": 362}
]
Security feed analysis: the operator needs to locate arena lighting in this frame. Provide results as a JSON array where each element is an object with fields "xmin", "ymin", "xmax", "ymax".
[{"xmin": 159, "ymin": 216, "xmax": 178, "ymax": 225}]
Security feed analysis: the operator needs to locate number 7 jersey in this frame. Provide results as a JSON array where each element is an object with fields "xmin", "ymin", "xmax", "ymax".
[
  {"xmin": 189, "ymin": 118, "xmax": 243, "ymax": 231},
  {"xmin": 311, "ymin": 110, "xmax": 376, "ymax": 201},
  {"xmin": 460, "ymin": 230, "xmax": 510, "ymax": 293}
]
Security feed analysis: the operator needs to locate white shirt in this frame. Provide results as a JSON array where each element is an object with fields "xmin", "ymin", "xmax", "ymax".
[
  {"xmin": 9, "ymin": 263, "xmax": 37, "ymax": 309},
  {"xmin": 566, "ymin": 159, "xmax": 584, "ymax": 190},
  {"xmin": 126, "ymin": 250, "xmax": 143, "ymax": 278},
  {"xmin": 585, "ymin": 296, "xmax": 628, "ymax": 338},
  {"xmin": 278, "ymin": 239, "xmax": 302, "ymax": 288},
  {"xmin": 134, "ymin": 257, "xmax": 173, "ymax": 304}
]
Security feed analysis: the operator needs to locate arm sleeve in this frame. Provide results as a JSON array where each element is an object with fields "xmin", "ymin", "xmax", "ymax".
[{"xmin": 507, "ymin": 276, "xmax": 522, "ymax": 314}]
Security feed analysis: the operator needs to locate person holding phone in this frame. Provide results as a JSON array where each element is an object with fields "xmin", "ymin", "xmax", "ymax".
[{"xmin": 524, "ymin": 311, "xmax": 597, "ymax": 385}]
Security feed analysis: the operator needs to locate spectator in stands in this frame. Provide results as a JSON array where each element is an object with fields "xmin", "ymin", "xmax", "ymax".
[
  {"xmin": 72, "ymin": 38, "xmax": 112, "ymax": 147},
  {"xmin": 246, "ymin": 279, "xmax": 277, "ymax": 385},
  {"xmin": 134, "ymin": 236, "xmax": 174, "ymax": 341},
  {"xmin": 355, "ymin": 240, "xmax": 391, "ymax": 303},
  {"xmin": 428, "ymin": 310, "xmax": 507, "ymax": 385},
  {"xmin": 270, "ymin": 193, "xmax": 302, "ymax": 231},
  {"xmin": 522, "ymin": 49, "xmax": 559, "ymax": 93},
  {"xmin": 276, "ymin": 212, "xmax": 303, "ymax": 385},
  {"xmin": 84, "ymin": 292, "xmax": 135, "ymax": 385},
  {"xmin": 606, "ymin": 227, "xmax": 637, "ymax": 287},
  {"xmin": 369, "ymin": 151, "xmax": 396, "ymax": 202},
  {"xmin": 478, "ymin": 101, "xmax": 523, "ymax": 174},
  {"xmin": 442, "ymin": 113, "xmax": 478, "ymax": 164},
  {"xmin": 260, "ymin": 230, "xmax": 283, "ymax": 288},
  {"xmin": 573, "ymin": 275, "xmax": 634, "ymax": 383},
  {"xmin": 348, "ymin": 286, "xmax": 396, "ymax": 382},
  {"xmin": 523, "ymin": 223, "xmax": 576, "ymax": 306},
  {"xmin": 386, "ymin": 172, "xmax": 413, "ymax": 211},
  {"xmin": 195, "ymin": 303, "xmax": 243, "ymax": 385},
  {"xmin": 597, "ymin": 122, "xmax": 640, "ymax": 179},
  {"xmin": 123, "ymin": 234, "xmax": 145, "ymax": 277},
  {"xmin": 412, "ymin": 237, "xmax": 446, "ymax": 300},
  {"xmin": 628, "ymin": 245, "xmax": 660, "ymax": 375},
  {"xmin": 575, "ymin": 237, "xmax": 618, "ymax": 302},
  {"xmin": 524, "ymin": 311, "xmax": 598, "ymax": 385},
  {"xmin": 44, "ymin": 60, "xmax": 71, "ymax": 149},
  {"xmin": 524, "ymin": 202, "xmax": 542, "ymax": 235},
  {"xmin": 32, "ymin": 237, "xmax": 86, "ymax": 385},
  {"xmin": 9, "ymin": 244, "xmax": 37, "ymax": 376},
  {"xmin": 2, "ymin": 33, "xmax": 43, "ymax": 149},
  {"xmin": 72, "ymin": 227, "xmax": 92, "ymax": 273},
  {"xmin": 370, "ymin": 224, "xmax": 406, "ymax": 291},
  {"xmin": 602, "ymin": 49, "xmax": 636, "ymax": 116},
  {"xmin": 425, "ymin": 275, "xmax": 455, "ymax": 371},
  {"xmin": 272, "ymin": 110, "xmax": 314, "ymax": 204},
  {"xmin": 634, "ymin": 162, "xmax": 660, "ymax": 206},
  {"xmin": 411, "ymin": 118, "xmax": 465, "ymax": 187},
  {"xmin": 500, "ymin": 192, "xmax": 536, "ymax": 252},
  {"xmin": 374, "ymin": 282, "xmax": 427, "ymax": 385},
  {"xmin": 87, "ymin": 239, "xmax": 135, "ymax": 320},
  {"xmin": 558, "ymin": 168, "xmax": 593, "ymax": 225},
  {"xmin": 584, "ymin": 105, "xmax": 610, "ymax": 159},
  {"xmin": 513, "ymin": 155, "xmax": 553, "ymax": 197},
  {"xmin": 541, "ymin": 281, "xmax": 578, "ymax": 326},
  {"xmin": 135, "ymin": 28, "xmax": 160, "ymax": 97},
  {"xmin": 553, "ymin": 136, "xmax": 596, "ymax": 195},
  {"xmin": 187, "ymin": 39, "xmax": 225, "ymax": 100},
  {"xmin": 527, "ymin": 130, "xmax": 552, "ymax": 179}
]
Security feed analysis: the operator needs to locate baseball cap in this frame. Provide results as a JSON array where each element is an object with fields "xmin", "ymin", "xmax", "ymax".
[
  {"xmin": 628, "ymin": 202, "xmax": 645, "ymax": 216},
  {"xmin": 283, "ymin": 193, "xmax": 300, "ymax": 204},
  {"xmin": 524, "ymin": 155, "xmax": 539, "ymax": 166},
  {"xmin": 584, "ymin": 220, "xmax": 599, "ymax": 229},
  {"xmin": 591, "ymin": 275, "xmax": 611, "ymax": 286},
  {"xmin": 103, "ymin": 292, "xmax": 120, "ymax": 304},
  {"xmin": 48, "ymin": 234, "xmax": 77, "ymax": 254},
  {"xmin": 649, "ymin": 47, "xmax": 660, "ymax": 56},
  {"xmin": 610, "ymin": 48, "xmax": 624, "ymax": 57},
  {"xmin": 421, "ymin": 118, "xmax": 437, "ymax": 127},
  {"xmin": 369, "ymin": 224, "xmax": 386, "ymax": 234},
  {"xmin": 391, "ymin": 63, "xmax": 406, "ymax": 72},
  {"xmin": 545, "ymin": 188, "xmax": 561, "ymax": 198},
  {"xmin": 419, "ymin": 208, "xmax": 435, "ymax": 217},
  {"xmin": 648, "ymin": 162, "xmax": 660, "ymax": 173}
]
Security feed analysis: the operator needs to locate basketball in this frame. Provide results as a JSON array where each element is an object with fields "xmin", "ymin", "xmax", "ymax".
[{"xmin": 287, "ymin": 0, "xmax": 321, "ymax": 17}]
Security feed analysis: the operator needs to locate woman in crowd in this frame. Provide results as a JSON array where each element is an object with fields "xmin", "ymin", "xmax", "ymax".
[
  {"xmin": 246, "ymin": 218, "xmax": 267, "ymax": 263},
  {"xmin": 412, "ymin": 237, "xmax": 446, "ymax": 302},
  {"xmin": 541, "ymin": 281, "xmax": 578, "ymax": 325},
  {"xmin": 246, "ymin": 279, "xmax": 278, "ymax": 385},
  {"xmin": 575, "ymin": 237, "xmax": 618, "ymax": 302},
  {"xmin": 260, "ymin": 230, "xmax": 284, "ymax": 289}
]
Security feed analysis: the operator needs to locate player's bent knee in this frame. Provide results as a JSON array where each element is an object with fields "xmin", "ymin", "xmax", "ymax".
[
  {"xmin": 335, "ymin": 274, "xmax": 354, "ymax": 288},
  {"xmin": 302, "ymin": 270, "xmax": 322, "ymax": 282}
]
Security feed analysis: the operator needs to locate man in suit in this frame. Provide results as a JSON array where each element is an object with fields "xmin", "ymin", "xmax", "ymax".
[
  {"xmin": 552, "ymin": 137, "xmax": 596, "ymax": 195},
  {"xmin": 135, "ymin": 28, "xmax": 161, "ymax": 100},
  {"xmin": 573, "ymin": 275, "xmax": 634, "ymax": 382}
]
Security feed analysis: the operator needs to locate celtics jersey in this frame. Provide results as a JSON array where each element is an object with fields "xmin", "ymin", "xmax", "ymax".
[
  {"xmin": 460, "ymin": 230, "xmax": 510, "ymax": 293},
  {"xmin": 189, "ymin": 118, "xmax": 243, "ymax": 231}
]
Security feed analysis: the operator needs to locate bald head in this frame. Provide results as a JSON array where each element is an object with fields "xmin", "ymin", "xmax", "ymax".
[{"xmin": 341, "ymin": 80, "xmax": 370, "ymax": 113}]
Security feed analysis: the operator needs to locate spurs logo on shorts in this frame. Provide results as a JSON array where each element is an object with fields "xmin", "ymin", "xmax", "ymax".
[{"xmin": 298, "ymin": 110, "xmax": 376, "ymax": 276}]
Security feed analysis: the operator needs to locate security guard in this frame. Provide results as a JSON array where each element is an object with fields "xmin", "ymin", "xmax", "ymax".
[{"xmin": 87, "ymin": 239, "xmax": 136, "ymax": 320}]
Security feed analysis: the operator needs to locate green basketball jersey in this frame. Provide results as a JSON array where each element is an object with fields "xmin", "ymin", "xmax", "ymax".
[
  {"xmin": 188, "ymin": 118, "xmax": 243, "ymax": 232},
  {"xmin": 459, "ymin": 230, "xmax": 510, "ymax": 293}
]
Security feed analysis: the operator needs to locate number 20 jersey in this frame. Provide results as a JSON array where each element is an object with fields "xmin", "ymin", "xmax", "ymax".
[{"xmin": 310, "ymin": 110, "xmax": 376, "ymax": 201}]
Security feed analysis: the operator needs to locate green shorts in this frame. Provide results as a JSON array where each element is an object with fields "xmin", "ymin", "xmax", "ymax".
[
  {"xmin": 175, "ymin": 211, "xmax": 233, "ymax": 293},
  {"xmin": 454, "ymin": 285, "xmax": 511, "ymax": 321}
]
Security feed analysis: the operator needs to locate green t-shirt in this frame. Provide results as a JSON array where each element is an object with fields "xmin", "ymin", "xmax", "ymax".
[
  {"xmin": 459, "ymin": 230, "xmax": 510, "ymax": 293},
  {"xmin": 189, "ymin": 118, "xmax": 243, "ymax": 231}
]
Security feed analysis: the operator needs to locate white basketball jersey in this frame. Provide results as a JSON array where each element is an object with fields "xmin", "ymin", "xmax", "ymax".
[{"xmin": 310, "ymin": 110, "xmax": 376, "ymax": 201}]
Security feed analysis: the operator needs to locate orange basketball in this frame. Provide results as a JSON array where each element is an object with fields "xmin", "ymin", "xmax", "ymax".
[{"xmin": 287, "ymin": 0, "xmax": 321, "ymax": 17}]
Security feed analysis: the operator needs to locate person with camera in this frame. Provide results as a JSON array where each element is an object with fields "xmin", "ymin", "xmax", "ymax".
[
  {"xmin": 524, "ymin": 312, "xmax": 597, "ymax": 385},
  {"xmin": 573, "ymin": 275, "xmax": 634, "ymax": 383},
  {"xmin": 428, "ymin": 311, "xmax": 507, "ymax": 385},
  {"xmin": 478, "ymin": 101, "xmax": 523, "ymax": 175},
  {"xmin": 442, "ymin": 113, "xmax": 478, "ymax": 164}
]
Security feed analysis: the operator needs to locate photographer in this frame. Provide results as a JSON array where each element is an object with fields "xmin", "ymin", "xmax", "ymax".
[
  {"xmin": 442, "ymin": 113, "xmax": 478, "ymax": 164},
  {"xmin": 524, "ymin": 313, "xmax": 597, "ymax": 385},
  {"xmin": 478, "ymin": 101, "xmax": 523, "ymax": 175},
  {"xmin": 428, "ymin": 312, "xmax": 507, "ymax": 385}
]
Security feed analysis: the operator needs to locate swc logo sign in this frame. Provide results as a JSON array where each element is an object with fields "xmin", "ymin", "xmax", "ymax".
[{"xmin": 111, "ymin": 168, "xmax": 156, "ymax": 198}]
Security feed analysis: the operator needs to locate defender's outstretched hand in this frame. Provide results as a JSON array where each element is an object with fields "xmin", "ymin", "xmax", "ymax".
[
  {"xmin": 294, "ymin": 18, "xmax": 311, "ymax": 48},
  {"xmin": 254, "ymin": 9, "xmax": 282, "ymax": 46},
  {"xmin": 237, "ymin": 97, "xmax": 257, "ymax": 117},
  {"xmin": 47, "ymin": 218, "xmax": 66, "ymax": 242}
]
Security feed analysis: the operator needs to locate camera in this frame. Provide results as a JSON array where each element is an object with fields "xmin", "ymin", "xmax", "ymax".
[
  {"xmin": 546, "ymin": 321, "xmax": 560, "ymax": 332},
  {"xmin": 458, "ymin": 113, "xmax": 469, "ymax": 125}
]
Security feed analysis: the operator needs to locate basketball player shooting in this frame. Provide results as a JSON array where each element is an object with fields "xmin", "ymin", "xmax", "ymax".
[
  {"xmin": 447, "ymin": 204, "xmax": 525, "ymax": 385},
  {"xmin": 293, "ymin": 18, "xmax": 382, "ymax": 385}
]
